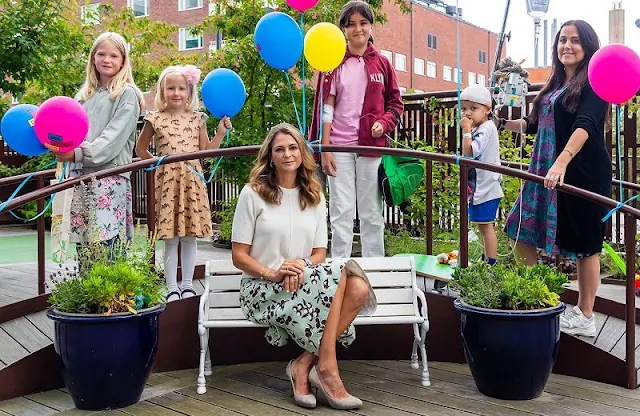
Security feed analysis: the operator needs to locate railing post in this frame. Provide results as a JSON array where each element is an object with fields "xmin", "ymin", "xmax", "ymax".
[
  {"xmin": 426, "ymin": 160, "xmax": 433, "ymax": 255},
  {"xmin": 459, "ymin": 165, "xmax": 469, "ymax": 268},
  {"xmin": 37, "ymin": 176, "xmax": 45, "ymax": 295},
  {"xmin": 146, "ymin": 169, "xmax": 156, "ymax": 266},
  {"xmin": 624, "ymin": 213, "xmax": 637, "ymax": 389}
]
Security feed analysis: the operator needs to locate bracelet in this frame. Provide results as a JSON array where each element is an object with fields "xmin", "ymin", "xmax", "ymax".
[
  {"xmin": 259, "ymin": 265, "xmax": 269, "ymax": 280},
  {"xmin": 462, "ymin": 132, "xmax": 472, "ymax": 139},
  {"xmin": 562, "ymin": 149, "xmax": 575, "ymax": 158}
]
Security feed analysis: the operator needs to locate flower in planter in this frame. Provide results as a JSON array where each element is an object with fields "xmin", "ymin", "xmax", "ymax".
[
  {"xmin": 47, "ymin": 230, "xmax": 165, "ymax": 315},
  {"xmin": 452, "ymin": 263, "xmax": 568, "ymax": 310}
]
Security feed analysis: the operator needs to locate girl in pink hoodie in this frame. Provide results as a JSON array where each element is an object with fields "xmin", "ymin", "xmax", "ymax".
[{"xmin": 308, "ymin": 0, "xmax": 403, "ymax": 259}]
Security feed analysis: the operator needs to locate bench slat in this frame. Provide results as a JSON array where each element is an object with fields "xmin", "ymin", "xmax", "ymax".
[
  {"xmin": 202, "ymin": 315, "xmax": 424, "ymax": 329},
  {"xmin": 209, "ymin": 271, "xmax": 414, "ymax": 292},
  {"xmin": 208, "ymin": 303, "xmax": 416, "ymax": 321},
  {"xmin": 209, "ymin": 288, "xmax": 414, "ymax": 309}
]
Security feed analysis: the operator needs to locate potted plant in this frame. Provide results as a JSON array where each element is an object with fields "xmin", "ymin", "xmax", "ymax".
[
  {"xmin": 46, "ymin": 233, "xmax": 166, "ymax": 410},
  {"xmin": 211, "ymin": 196, "xmax": 236, "ymax": 249},
  {"xmin": 452, "ymin": 262, "xmax": 568, "ymax": 400}
]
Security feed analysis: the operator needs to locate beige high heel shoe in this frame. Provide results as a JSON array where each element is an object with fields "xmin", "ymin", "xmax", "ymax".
[
  {"xmin": 286, "ymin": 360, "xmax": 316, "ymax": 409},
  {"xmin": 309, "ymin": 366, "xmax": 362, "ymax": 410}
]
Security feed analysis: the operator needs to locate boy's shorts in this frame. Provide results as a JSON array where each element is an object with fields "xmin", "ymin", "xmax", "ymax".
[{"xmin": 469, "ymin": 198, "xmax": 501, "ymax": 224}]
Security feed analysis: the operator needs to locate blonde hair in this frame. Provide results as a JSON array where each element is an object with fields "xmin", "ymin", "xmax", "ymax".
[
  {"xmin": 249, "ymin": 123, "xmax": 323, "ymax": 210},
  {"xmin": 154, "ymin": 66, "xmax": 200, "ymax": 111},
  {"xmin": 78, "ymin": 32, "xmax": 144, "ymax": 110}
]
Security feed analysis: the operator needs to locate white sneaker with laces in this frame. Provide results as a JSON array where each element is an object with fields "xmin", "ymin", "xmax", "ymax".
[{"xmin": 560, "ymin": 306, "xmax": 596, "ymax": 337}]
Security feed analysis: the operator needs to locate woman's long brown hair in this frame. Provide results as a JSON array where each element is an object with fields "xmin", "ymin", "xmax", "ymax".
[{"xmin": 249, "ymin": 123, "xmax": 323, "ymax": 210}]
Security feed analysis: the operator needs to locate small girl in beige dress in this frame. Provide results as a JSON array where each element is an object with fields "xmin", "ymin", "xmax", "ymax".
[{"xmin": 136, "ymin": 65, "xmax": 232, "ymax": 301}]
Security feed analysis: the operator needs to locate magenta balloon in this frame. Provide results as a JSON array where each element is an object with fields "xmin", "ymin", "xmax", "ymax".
[
  {"xmin": 588, "ymin": 44, "xmax": 640, "ymax": 105},
  {"xmin": 34, "ymin": 96, "xmax": 89, "ymax": 153},
  {"xmin": 286, "ymin": 0, "xmax": 319, "ymax": 12}
]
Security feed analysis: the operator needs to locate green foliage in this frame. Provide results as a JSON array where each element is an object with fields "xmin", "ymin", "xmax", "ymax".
[
  {"xmin": 452, "ymin": 263, "xmax": 568, "ymax": 310},
  {"xmin": 48, "ymin": 231, "xmax": 164, "ymax": 315},
  {"xmin": 216, "ymin": 196, "xmax": 238, "ymax": 242},
  {"xmin": 384, "ymin": 228, "xmax": 426, "ymax": 256}
]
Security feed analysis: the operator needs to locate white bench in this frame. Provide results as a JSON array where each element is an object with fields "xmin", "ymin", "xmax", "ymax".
[{"xmin": 197, "ymin": 257, "xmax": 430, "ymax": 394}]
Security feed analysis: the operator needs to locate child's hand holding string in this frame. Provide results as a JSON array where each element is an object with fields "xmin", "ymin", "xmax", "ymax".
[{"xmin": 218, "ymin": 116, "xmax": 232, "ymax": 132}]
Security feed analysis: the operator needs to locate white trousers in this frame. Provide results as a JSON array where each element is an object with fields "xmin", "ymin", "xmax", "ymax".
[{"xmin": 328, "ymin": 152, "xmax": 384, "ymax": 258}]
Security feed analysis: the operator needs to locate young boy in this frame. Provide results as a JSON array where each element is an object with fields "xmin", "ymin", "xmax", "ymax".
[{"xmin": 460, "ymin": 84, "xmax": 504, "ymax": 265}]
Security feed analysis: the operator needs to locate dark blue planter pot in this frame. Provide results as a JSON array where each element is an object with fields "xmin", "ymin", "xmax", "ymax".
[
  {"xmin": 454, "ymin": 299, "xmax": 565, "ymax": 400},
  {"xmin": 47, "ymin": 305, "xmax": 166, "ymax": 410}
]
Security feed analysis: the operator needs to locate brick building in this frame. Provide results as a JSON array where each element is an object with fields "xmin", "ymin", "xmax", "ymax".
[{"xmin": 81, "ymin": 0, "xmax": 503, "ymax": 94}]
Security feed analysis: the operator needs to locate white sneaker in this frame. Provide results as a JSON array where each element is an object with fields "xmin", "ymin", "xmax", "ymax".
[{"xmin": 560, "ymin": 306, "xmax": 596, "ymax": 337}]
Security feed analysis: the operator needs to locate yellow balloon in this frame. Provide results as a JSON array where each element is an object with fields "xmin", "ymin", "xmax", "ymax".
[{"xmin": 304, "ymin": 22, "xmax": 346, "ymax": 72}]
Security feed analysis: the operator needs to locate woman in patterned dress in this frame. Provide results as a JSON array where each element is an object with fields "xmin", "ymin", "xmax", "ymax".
[
  {"xmin": 498, "ymin": 21, "xmax": 610, "ymax": 337},
  {"xmin": 136, "ymin": 65, "xmax": 231, "ymax": 301},
  {"xmin": 232, "ymin": 123, "xmax": 377, "ymax": 410}
]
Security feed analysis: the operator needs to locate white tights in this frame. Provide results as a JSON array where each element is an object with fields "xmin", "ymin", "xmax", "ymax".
[{"xmin": 163, "ymin": 236, "xmax": 197, "ymax": 293}]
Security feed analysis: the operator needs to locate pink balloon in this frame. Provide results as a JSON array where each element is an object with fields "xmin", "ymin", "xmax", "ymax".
[
  {"xmin": 34, "ymin": 96, "xmax": 89, "ymax": 153},
  {"xmin": 588, "ymin": 44, "xmax": 640, "ymax": 105},
  {"xmin": 286, "ymin": 0, "xmax": 319, "ymax": 12}
]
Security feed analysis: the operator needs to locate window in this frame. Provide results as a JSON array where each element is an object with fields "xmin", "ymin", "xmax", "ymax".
[
  {"xmin": 380, "ymin": 49, "xmax": 393, "ymax": 63},
  {"xmin": 395, "ymin": 53, "xmax": 407, "ymax": 72},
  {"xmin": 479, "ymin": 50, "xmax": 487, "ymax": 64},
  {"xmin": 443, "ymin": 65, "xmax": 452, "ymax": 81},
  {"xmin": 209, "ymin": 39, "xmax": 227, "ymax": 53},
  {"xmin": 414, "ymin": 58, "xmax": 425, "ymax": 76},
  {"xmin": 477, "ymin": 74, "xmax": 486, "ymax": 86},
  {"xmin": 179, "ymin": 28, "xmax": 203, "ymax": 51},
  {"xmin": 468, "ymin": 72, "xmax": 476, "ymax": 85},
  {"xmin": 453, "ymin": 68, "xmax": 463, "ymax": 84},
  {"xmin": 426, "ymin": 61, "xmax": 436, "ymax": 78},
  {"xmin": 128, "ymin": 0, "xmax": 149, "ymax": 17},
  {"xmin": 179, "ymin": 0, "xmax": 203, "ymax": 11},
  {"xmin": 11, "ymin": 95, "xmax": 19, "ymax": 105},
  {"xmin": 427, "ymin": 34, "xmax": 437, "ymax": 50},
  {"xmin": 81, "ymin": 3, "xmax": 100, "ymax": 25}
]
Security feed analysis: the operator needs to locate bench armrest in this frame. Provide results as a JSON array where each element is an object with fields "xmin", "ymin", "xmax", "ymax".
[
  {"xmin": 413, "ymin": 286, "xmax": 429, "ymax": 320},
  {"xmin": 198, "ymin": 261, "xmax": 211, "ymax": 325}
]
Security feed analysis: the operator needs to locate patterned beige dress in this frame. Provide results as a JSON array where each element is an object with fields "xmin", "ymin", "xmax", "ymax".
[{"xmin": 144, "ymin": 111, "xmax": 213, "ymax": 239}]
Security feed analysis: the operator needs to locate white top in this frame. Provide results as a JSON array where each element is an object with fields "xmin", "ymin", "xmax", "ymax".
[
  {"xmin": 231, "ymin": 185, "xmax": 328, "ymax": 277},
  {"xmin": 471, "ymin": 120, "xmax": 504, "ymax": 205}
]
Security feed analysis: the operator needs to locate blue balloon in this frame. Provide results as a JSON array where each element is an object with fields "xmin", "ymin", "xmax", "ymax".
[
  {"xmin": 201, "ymin": 68, "xmax": 246, "ymax": 118},
  {"xmin": 0, "ymin": 104, "xmax": 47, "ymax": 157},
  {"xmin": 255, "ymin": 12, "xmax": 303, "ymax": 71}
]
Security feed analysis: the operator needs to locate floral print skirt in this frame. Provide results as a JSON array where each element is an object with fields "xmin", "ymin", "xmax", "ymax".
[
  {"xmin": 69, "ymin": 175, "xmax": 134, "ymax": 244},
  {"xmin": 239, "ymin": 260, "xmax": 377, "ymax": 354}
]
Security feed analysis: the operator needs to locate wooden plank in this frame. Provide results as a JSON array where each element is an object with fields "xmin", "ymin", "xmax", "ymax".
[
  {"xmin": 0, "ymin": 327, "xmax": 29, "ymax": 365},
  {"xmin": 428, "ymin": 361, "xmax": 640, "ymax": 414},
  {"xmin": 1, "ymin": 316, "xmax": 52, "ymax": 353},
  {"xmin": 359, "ymin": 360, "xmax": 625, "ymax": 416},
  {"xmin": 610, "ymin": 322, "xmax": 640, "ymax": 361},
  {"xmin": 118, "ymin": 400, "xmax": 184, "ymax": 416},
  {"xmin": 145, "ymin": 373, "xmax": 179, "ymax": 387},
  {"xmin": 255, "ymin": 363, "xmax": 522, "ymax": 416},
  {"xmin": 227, "ymin": 370, "xmax": 439, "ymax": 416},
  {"xmin": 149, "ymin": 391, "xmax": 243, "ymax": 416},
  {"xmin": 0, "ymin": 397, "xmax": 58, "ymax": 416},
  {"xmin": 24, "ymin": 311, "xmax": 55, "ymax": 341},
  {"xmin": 595, "ymin": 315, "xmax": 627, "ymax": 352},
  {"xmin": 25, "ymin": 389, "xmax": 74, "ymax": 412},
  {"xmin": 179, "ymin": 385, "xmax": 301, "ymax": 416},
  {"xmin": 138, "ymin": 376, "xmax": 195, "ymax": 402}
]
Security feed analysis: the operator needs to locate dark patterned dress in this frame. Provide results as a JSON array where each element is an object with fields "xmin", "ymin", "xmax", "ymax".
[
  {"xmin": 144, "ymin": 111, "xmax": 213, "ymax": 239},
  {"xmin": 504, "ymin": 86, "xmax": 586, "ymax": 258}
]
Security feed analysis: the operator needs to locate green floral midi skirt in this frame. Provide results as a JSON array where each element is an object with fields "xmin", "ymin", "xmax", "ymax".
[{"xmin": 239, "ymin": 259, "xmax": 376, "ymax": 354}]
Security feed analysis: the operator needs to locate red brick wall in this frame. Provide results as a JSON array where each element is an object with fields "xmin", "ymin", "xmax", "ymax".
[{"xmin": 375, "ymin": 2, "xmax": 505, "ymax": 92}]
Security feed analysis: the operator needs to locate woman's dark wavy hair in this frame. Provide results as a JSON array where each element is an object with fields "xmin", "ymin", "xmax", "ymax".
[
  {"xmin": 529, "ymin": 20, "xmax": 601, "ymax": 124},
  {"xmin": 339, "ymin": 0, "xmax": 375, "ymax": 44}
]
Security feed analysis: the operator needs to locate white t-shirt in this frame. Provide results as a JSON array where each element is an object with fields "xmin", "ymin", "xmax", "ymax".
[
  {"xmin": 231, "ymin": 185, "xmax": 328, "ymax": 277},
  {"xmin": 471, "ymin": 120, "xmax": 504, "ymax": 205}
]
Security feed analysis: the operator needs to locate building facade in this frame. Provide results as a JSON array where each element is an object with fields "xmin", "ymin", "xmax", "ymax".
[{"xmin": 81, "ymin": 0, "xmax": 503, "ymax": 94}]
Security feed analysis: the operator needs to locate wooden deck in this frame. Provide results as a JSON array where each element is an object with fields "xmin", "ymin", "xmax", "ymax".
[{"xmin": 2, "ymin": 360, "xmax": 640, "ymax": 415}]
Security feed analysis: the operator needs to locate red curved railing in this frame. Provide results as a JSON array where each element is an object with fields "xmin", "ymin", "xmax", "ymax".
[{"xmin": 0, "ymin": 145, "xmax": 638, "ymax": 388}]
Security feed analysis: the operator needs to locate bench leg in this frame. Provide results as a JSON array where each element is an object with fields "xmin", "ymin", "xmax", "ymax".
[
  {"xmin": 411, "ymin": 334, "xmax": 419, "ymax": 370},
  {"xmin": 197, "ymin": 325, "xmax": 208, "ymax": 394},
  {"xmin": 418, "ymin": 321, "xmax": 431, "ymax": 387},
  {"xmin": 204, "ymin": 329, "xmax": 212, "ymax": 376}
]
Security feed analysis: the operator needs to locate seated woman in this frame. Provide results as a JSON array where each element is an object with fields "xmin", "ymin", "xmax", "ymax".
[{"xmin": 231, "ymin": 123, "xmax": 377, "ymax": 410}]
